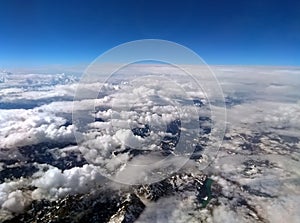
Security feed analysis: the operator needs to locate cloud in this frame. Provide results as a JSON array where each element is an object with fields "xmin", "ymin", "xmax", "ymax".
[
  {"xmin": 31, "ymin": 164, "xmax": 105, "ymax": 199},
  {"xmin": 0, "ymin": 109, "xmax": 77, "ymax": 149},
  {"xmin": 0, "ymin": 178, "xmax": 31, "ymax": 214},
  {"xmin": 0, "ymin": 65, "xmax": 300, "ymax": 222},
  {"xmin": 2, "ymin": 190, "xmax": 27, "ymax": 213}
]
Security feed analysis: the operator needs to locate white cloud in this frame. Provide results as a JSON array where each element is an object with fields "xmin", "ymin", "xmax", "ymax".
[
  {"xmin": 0, "ymin": 178, "xmax": 31, "ymax": 214},
  {"xmin": 31, "ymin": 164, "xmax": 105, "ymax": 199},
  {"xmin": 0, "ymin": 109, "xmax": 76, "ymax": 149},
  {"xmin": 2, "ymin": 190, "xmax": 27, "ymax": 213},
  {"xmin": 0, "ymin": 66, "xmax": 300, "ymax": 221}
]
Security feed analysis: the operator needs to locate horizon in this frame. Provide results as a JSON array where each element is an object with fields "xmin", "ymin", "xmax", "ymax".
[{"xmin": 2, "ymin": 63, "xmax": 300, "ymax": 75}]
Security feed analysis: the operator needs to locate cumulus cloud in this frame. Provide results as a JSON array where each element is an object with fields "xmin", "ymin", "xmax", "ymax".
[
  {"xmin": 0, "ymin": 109, "xmax": 76, "ymax": 149},
  {"xmin": 2, "ymin": 190, "xmax": 27, "ymax": 213},
  {"xmin": 31, "ymin": 164, "xmax": 105, "ymax": 199},
  {"xmin": 0, "ymin": 65, "xmax": 300, "ymax": 222},
  {"xmin": 0, "ymin": 178, "xmax": 31, "ymax": 214}
]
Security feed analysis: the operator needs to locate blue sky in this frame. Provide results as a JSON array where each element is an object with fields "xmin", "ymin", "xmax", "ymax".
[{"xmin": 0, "ymin": 0, "xmax": 299, "ymax": 68}]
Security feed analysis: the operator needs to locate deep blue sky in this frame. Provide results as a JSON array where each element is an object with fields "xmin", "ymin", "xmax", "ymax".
[{"xmin": 0, "ymin": 0, "xmax": 299, "ymax": 68}]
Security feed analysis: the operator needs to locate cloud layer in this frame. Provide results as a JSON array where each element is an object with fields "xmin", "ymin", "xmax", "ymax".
[{"xmin": 0, "ymin": 66, "xmax": 299, "ymax": 222}]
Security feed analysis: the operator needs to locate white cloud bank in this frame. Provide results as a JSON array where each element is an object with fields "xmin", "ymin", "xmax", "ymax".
[{"xmin": 0, "ymin": 65, "xmax": 299, "ymax": 222}]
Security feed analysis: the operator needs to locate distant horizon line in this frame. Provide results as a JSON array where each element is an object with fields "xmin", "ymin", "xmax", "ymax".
[{"xmin": 1, "ymin": 63, "xmax": 300, "ymax": 75}]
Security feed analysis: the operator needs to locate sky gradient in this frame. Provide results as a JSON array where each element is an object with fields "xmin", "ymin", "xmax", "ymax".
[{"xmin": 0, "ymin": 0, "xmax": 299, "ymax": 68}]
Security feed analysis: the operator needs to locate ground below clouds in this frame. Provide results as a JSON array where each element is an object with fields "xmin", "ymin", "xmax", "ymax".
[{"xmin": 0, "ymin": 66, "xmax": 299, "ymax": 222}]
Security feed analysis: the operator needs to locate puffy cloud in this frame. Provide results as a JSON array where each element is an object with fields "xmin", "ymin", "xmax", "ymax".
[
  {"xmin": 0, "ymin": 109, "xmax": 76, "ymax": 149},
  {"xmin": 31, "ymin": 164, "xmax": 105, "ymax": 199},
  {"xmin": 2, "ymin": 190, "xmax": 27, "ymax": 213},
  {"xmin": 0, "ymin": 65, "xmax": 300, "ymax": 222},
  {"xmin": 0, "ymin": 178, "xmax": 31, "ymax": 214},
  {"xmin": 264, "ymin": 103, "xmax": 300, "ymax": 129}
]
